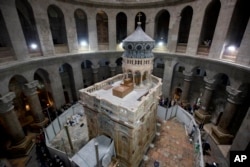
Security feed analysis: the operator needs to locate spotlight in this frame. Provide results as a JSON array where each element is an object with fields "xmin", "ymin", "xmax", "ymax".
[
  {"xmin": 119, "ymin": 42, "xmax": 123, "ymax": 47},
  {"xmin": 80, "ymin": 40, "xmax": 87, "ymax": 46},
  {"xmin": 30, "ymin": 43, "xmax": 38, "ymax": 50},
  {"xmin": 227, "ymin": 45, "xmax": 236, "ymax": 52},
  {"xmin": 158, "ymin": 41, "xmax": 163, "ymax": 46}
]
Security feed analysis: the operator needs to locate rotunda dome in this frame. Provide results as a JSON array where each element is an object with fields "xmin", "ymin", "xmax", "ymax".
[{"xmin": 122, "ymin": 22, "xmax": 155, "ymax": 59}]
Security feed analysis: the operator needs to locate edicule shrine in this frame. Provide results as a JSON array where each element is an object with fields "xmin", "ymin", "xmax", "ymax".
[{"xmin": 79, "ymin": 21, "xmax": 162, "ymax": 167}]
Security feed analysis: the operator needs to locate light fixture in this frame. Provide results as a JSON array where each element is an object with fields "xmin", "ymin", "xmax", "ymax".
[
  {"xmin": 227, "ymin": 45, "xmax": 236, "ymax": 52},
  {"xmin": 30, "ymin": 43, "xmax": 38, "ymax": 50},
  {"xmin": 80, "ymin": 40, "xmax": 87, "ymax": 46},
  {"xmin": 119, "ymin": 42, "xmax": 123, "ymax": 47},
  {"xmin": 158, "ymin": 41, "xmax": 163, "ymax": 46}
]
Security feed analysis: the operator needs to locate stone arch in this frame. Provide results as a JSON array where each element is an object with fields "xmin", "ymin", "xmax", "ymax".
[
  {"xmin": 99, "ymin": 58, "xmax": 110, "ymax": 80},
  {"xmin": 154, "ymin": 9, "xmax": 170, "ymax": 43},
  {"xmin": 209, "ymin": 73, "xmax": 230, "ymax": 125},
  {"xmin": 190, "ymin": 66, "xmax": 207, "ymax": 105},
  {"xmin": 116, "ymin": 12, "xmax": 127, "ymax": 43},
  {"xmin": 16, "ymin": 0, "xmax": 41, "ymax": 54},
  {"xmin": 229, "ymin": 83, "xmax": 250, "ymax": 135},
  {"xmin": 96, "ymin": 10, "xmax": 109, "ymax": 50},
  {"xmin": 81, "ymin": 60, "xmax": 93, "ymax": 87},
  {"xmin": 222, "ymin": 0, "xmax": 250, "ymax": 60},
  {"xmin": 59, "ymin": 63, "xmax": 77, "ymax": 103},
  {"xmin": 135, "ymin": 12, "xmax": 146, "ymax": 31},
  {"xmin": 34, "ymin": 68, "xmax": 54, "ymax": 110},
  {"xmin": 153, "ymin": 57, "xmax": 164, "ymax": 78},
  {"xmin": 134, "ymin": 70, "xmax": 141, "ymax": 86},
  {"xmin": 197, "ymin": 0, "xmax": 221, "ymax": 55},
  {"xmin": 116, "ymin": 57, "xmax": 123, "ymax": 66},
  {"xmin": 176, "ymin": 6, "xmax": 193, "ymax": 53},
  {"xmin": 8, "ymin": 75, "xmax": 29, "ymax": 124},
  {"xmin": 74, "ymin": 9, "xmax": 88, "ymax": 47},
  {"xmin": 47, "ymin": 5, "xmax": 67, "ymax": 45},
  {"xmin": 0, "ymin": 9, "xmax": 12, "ymax": 48}
]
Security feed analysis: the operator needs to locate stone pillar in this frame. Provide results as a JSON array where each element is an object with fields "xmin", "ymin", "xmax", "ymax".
[
  {"xmin": 194, "ymin": 77, "xmax": 216, "ymax": 124},
  {"xmin": 211, "ymin": 86, "xmax": 243, "ymax": 144},
  {"xmin": 71, "ymin": 63, "xmax": 84, "ymax": 99},
  {"xmin": 186, "ymin": 1, "xmax": 207, "ymax": 55},
  {"xmin": 162, "ymin": 59, "xmax": 177, "ymax": 98},
  {"xmin": 208, "ymin": 1, "xmax": 236, "ymax": 59},
  {"xmin": 109, "ymin": 63, "xmax": 117, "ymax": 77},
  {"xmin": 30, "ymin": 1, "xmax": 54, "ymax": 56},
  {"xmin": 168, "ymin": 14, "xmax": 181, "ymax": 53},
  {"xmin": 108, "ymin": 16, "xmax": 116, "ymax": 50},
  {"xmin": 64, "ymin": 10, "xmax": 78, "ymax": 53},
  {"xmin": 127, "ymin": 13, "xmax": 135, "ymax": 35},
  {"xmin": 23, "ymin": 80, "xmax": 48, "ymax": 130},
  {"xmin": 0, "ymin": 92, "xmax": 33, "ymax": 157},
  {"xmin": 181, "ymin": 71, "xmax": 193, "ymax": 105},
  {"xmin": 88, "ymin": 16, "xmax": 98, "ymax": 51},
  {"xmin": 235, "ymin": 19, "xmax": 250, "ymax": 65},
  {"xmin": 0, "ymin": 0, "xmax": 29, "ymax": 60},
  {"xmin": 92, "ymin": 64, "xmax": 100, "ymax": 83}
]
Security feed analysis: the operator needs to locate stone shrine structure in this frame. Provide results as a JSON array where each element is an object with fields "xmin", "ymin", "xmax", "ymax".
[{"xmin": 79, "ymin": 21, "xmax": 162, "ymax": 167}]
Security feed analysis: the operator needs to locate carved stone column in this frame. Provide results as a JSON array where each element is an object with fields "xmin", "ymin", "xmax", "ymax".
[
  {"xmin": 23, "ymin": 80, "xmax": 48, "ymax": 130},
  {"xmin": 211, "ymin": 86, "xmax": 243, "ymax": 144},
  {"xmin": 194, "ymin": 77, "xmax": 216, "ymax": 124},
  {"xmin": 181, "ymin": 71, "xmax": 193, "ymax": 105},
  {"xmin": 109, "ymin": 63, "xmax": 117, "ymax": 77},
  {"xmin": 0, "ymin": 92, "xmax": 33, "ymax": 157},
  {"xmin": 91, "ymin": 64, "xmax": 100, "ymax": 83}
]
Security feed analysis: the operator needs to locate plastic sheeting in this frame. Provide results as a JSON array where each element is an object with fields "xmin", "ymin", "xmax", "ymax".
[{"xmin": 72, "ymin": 135, "xmax": 115, "ymax": 167}]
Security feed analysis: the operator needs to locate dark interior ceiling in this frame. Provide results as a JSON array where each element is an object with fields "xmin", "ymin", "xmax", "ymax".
[{"xmin": 57, "ymin": 0, "xmax": 196, "ymax": 8}]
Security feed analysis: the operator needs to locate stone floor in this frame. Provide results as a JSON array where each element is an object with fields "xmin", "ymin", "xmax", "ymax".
[
  {"xmin": 141, "ymin": 118, "xmax": 195, "ymax": 167},
  {"xmin": 49, "ymin": 113, "xmax": 89, "ymax": 157},
  {"xmin": 5, "ymin": 105, "xmax": 229, "ymax": 167}
]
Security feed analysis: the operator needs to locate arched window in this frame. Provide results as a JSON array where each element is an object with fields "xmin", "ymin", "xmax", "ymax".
[
  {"xmin": 96, "ymin": 11, "xmax": 109, "ymax": 50},
  {"xmin": 74, "ymin": 9, "xmax": 88, "ymax": 47},
  {"xmin": 116, "ymin": 12, "xmax": 127, "ymax": 44},
  {"xmin": 0, "ymin": 10, "xmax": 11, "ymax": 48},
  {"xmin": 222, "ymin": 0, "xmax": 250, "ymax": 59},
  {"xmin": 154, "ymin": 10, "xmax": 170, "ymax": 43},
  {"xmin": 59, "ymin": 63, "xmax": 77, "ymax": 103},
  {"xmin": 48, "ymin": 5, "xmax": 67, "ymax": 45},
  {"xmin": 16, "ymin": 0, "xmax": 41, "ymax": 53},
  {"xmin": 198, "ymin": 0, "xmax": 221, "ymax": 55},
  {"xmin": 176, "ymin": 6, "xmax": 193, "ymax": 53}
]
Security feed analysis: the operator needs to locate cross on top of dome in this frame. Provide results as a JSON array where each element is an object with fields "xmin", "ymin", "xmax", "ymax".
[{"xmin": 137, "ymin": 12, "xmax": 142, "ymax": 25}]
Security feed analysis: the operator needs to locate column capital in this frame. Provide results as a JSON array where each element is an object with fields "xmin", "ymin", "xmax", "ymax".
[
  {"xmin": 109, "ymin": 63, "xmax": 117, "ymax": 72},
  {"xmin": 183, "ymin": 70, "xmax": 193, "ymax": 81},
  {"xmin": 91, "ymin": 64, "xmax": 100, "ymax": 73},
  {"xmin": 226, "ymin": 86, "xmax": 244, "ymax": 104},
  {"xmin": 23, "ymin": 80, "xmax": 39, "ymax": 96},
  {"xmin": 0, "ymin": 92, "xmax": 15, "ymax": 113},
  {"xmin": 204, "ymin": 77, "xmax": 216, "ymax": 90},
  {"xmin": 109, "ymin": 63, "xmax": 117, "ymax": 68}
]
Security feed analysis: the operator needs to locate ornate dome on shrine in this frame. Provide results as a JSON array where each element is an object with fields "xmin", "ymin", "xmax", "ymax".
[{"xmin": 122, "ymin": 22, "xmax": 155, "ymax": 59}]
